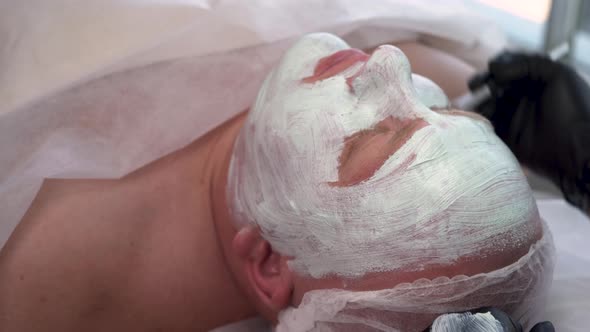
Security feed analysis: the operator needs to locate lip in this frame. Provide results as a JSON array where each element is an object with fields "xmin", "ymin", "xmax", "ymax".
[{"xmin": 302, "ymin": 48, "xmax": 369, "ymax": 84}]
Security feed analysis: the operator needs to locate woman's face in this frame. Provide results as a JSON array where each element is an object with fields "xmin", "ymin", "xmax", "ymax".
[
  {"xmin": 227, "ymin": 34, "xmax": 551, "ymax": 331},
  {"xmin": 229, "ymin": 33, "xmax": 541, "ymax": 281}
]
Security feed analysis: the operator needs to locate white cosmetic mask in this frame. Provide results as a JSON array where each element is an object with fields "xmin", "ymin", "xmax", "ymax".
[{"xmin": 227, "ymin": 33, "xmax": 538, "ymax": 278}]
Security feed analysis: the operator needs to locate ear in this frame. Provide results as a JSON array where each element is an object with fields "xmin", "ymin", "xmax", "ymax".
[{"xmin": 232, "ymin": 226, "xmax": 293, "ymax": 321}]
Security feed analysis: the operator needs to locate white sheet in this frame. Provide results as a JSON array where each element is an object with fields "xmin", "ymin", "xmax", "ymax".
[
  {"xmin": 0, "ymin": 0, "xmax": 505, "ymax": 249},
  {"xmin": 538, "ymin": 199, "xmax": 590, "ymax": 332}
]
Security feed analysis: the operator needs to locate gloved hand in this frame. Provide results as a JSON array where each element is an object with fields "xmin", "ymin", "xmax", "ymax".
[
  {"xmin": 426, "ymin": 307, "xmax": 554, "ymax": 332},
  {"xmin": 472, "ymin": 52, "xmax": 590, "ymax": 213}
]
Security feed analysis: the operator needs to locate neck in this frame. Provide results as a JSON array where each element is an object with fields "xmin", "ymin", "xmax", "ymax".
[
  {"xmin": 209, "ymin": 110, "xmax": 249, "ymax": 243},
  {"xmin": 207, "ymin": 111, "xmax": 258, "ymax": 324}
]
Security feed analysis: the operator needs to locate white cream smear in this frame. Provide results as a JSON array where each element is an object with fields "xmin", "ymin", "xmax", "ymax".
[{"xmin": 228, "ymin": 33, "xmax": 538, "ymax": 278}]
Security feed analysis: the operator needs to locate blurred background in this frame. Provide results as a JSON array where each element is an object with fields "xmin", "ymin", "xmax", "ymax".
[
  {"xmin": 457, "ymin": 0, "xmax": 590, "ymax": 198},
  {"xmin": 464, "ymin": 0, "xmax": 590, "ymax": 73}
]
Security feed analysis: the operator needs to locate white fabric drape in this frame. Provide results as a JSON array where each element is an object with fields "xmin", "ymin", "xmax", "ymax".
[{"xmin": 0, "ymin": 0, "xmax": 504, "ymax": 248}]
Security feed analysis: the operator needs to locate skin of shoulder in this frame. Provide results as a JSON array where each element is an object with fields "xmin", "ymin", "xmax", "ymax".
[
  {"xmin": 0, "ymin": 178, "xmax": 145, "ymax": 331},
  {"xmin": 0, "ymin": 114, "xmax": 254, "ymax": 331}
]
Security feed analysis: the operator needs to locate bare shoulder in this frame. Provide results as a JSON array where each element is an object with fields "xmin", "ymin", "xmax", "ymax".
[
  {"xmin": 0, "ymin": 113, "xmax": 250, "ymax": 331},
  {"xmin": 1, "ymin": 177, "xmax": 150, "ymax": 268},
  {"xmin": 0, "ymin": 178, "xmax": 152, "ymax": 331}
]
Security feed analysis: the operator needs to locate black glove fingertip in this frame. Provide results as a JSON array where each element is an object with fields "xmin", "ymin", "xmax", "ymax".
[
  {"xmin": 468, "ymin": 72, "xmax": 491, "ymax": 91},
  {"xmin": 529, "ymin": 321, "xmax": 555, "ymax": 332},
  {"xmin": 488, "ymin": 52, "xmax": 531, "ymax": 84}
]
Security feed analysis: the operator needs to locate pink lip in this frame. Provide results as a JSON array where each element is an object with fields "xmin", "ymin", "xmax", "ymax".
[{"xmin": 302, "ymin": 48, "xmax": 369, "ymax": 84}]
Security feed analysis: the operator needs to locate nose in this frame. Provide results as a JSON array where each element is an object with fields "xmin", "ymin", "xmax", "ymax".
[
  {"xmin": 348, "ymin": 45, "xmax": 417, "ymax": 105},
  {"xmin": 364, "ymin": 45, "xmax": 413, "ymax": 86}
]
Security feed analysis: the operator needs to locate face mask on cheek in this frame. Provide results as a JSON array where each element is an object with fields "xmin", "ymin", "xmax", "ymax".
[{"xmin": 228, "ymin": 32, "xmax": 542, "ymax": 280}]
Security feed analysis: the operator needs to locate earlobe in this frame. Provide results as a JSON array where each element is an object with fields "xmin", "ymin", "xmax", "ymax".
[{"xmin": 232, "ymin": 227, "xmax": 293, "ymax": 320}]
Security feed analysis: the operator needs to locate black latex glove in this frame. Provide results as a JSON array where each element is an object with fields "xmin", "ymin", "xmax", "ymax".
[
  {"xmin": 425, "ymin": 307, "xmax": 555, "ymax": 332},
  {"xmin": 473, "ymin": 52, "xmax": 590, "ymax": 213}
]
